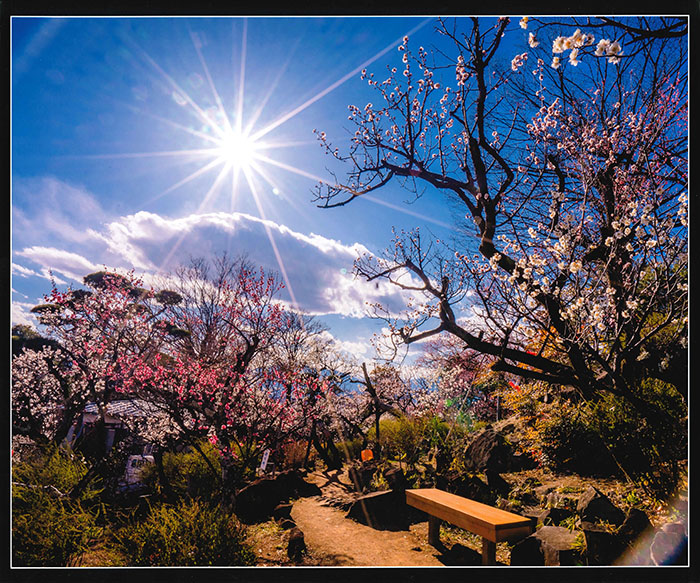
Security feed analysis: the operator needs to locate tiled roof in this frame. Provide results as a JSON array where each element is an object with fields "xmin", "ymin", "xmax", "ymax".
[{"xmin": 83, "ymin": 399, "xmax": 162, "ymax": 418}]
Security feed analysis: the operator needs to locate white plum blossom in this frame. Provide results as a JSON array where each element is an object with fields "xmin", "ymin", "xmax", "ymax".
[
  {"xmin": 511, "ymin": 52, "xmax": 528, "ymax": 72},
  {"xmin": 569, "ymin": 48, "xmax": 580, "ymax": 66},
  {"xmin": 594, "ymin": 38, "xmax": 623, "ymax": 63}
]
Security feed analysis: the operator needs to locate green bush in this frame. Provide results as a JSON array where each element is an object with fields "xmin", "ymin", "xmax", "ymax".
[
  {"xmin": 336, "ymin": 436, "xmax": 365, "ymax": 462},
  {"xmin": 368, "ymin": 417, "xmax": 423, "ymax": 466},
  {"xmin": 367, "ymin": 415, "xmax": 452, "ymax": 467},
  {"xmin": 12, "ymin": 444, "xmax": 101, "ymax": 500},
  {"xmin": 587, "ymin": 383, "xmax": 687, "ymax": 496},
  {"xmin": 539, "ymin": 407, "xmax": 617, "ymax": 475},
  {"xmin": 452, "ymin": 412, "xmax": 489, "ymax": 434},
  {"xmin": 13, "ymin": 488, "xmax": 104, "ymax": 566},
  {"xmin": 12, "ymin": 445, "xmax": 103, "ymax": 566},
  {"xmin": 422, "ymin": 415, "xmax": 451, "ymax": 450},
  {"xmin": 143, "ymin": 441, "xmax": 222, "ymax": 501},
  {"xmin": 116, "ymin": 499, "xmax": 256, "ymax": 566},
  {"xmin": 513, "ymin": 378, "xmax": 687, "ymax": 496}
]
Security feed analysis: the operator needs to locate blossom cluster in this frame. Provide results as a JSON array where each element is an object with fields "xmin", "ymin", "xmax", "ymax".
[{"xmin": 518, "ymin": 18, "xmax": 623, "ymax": 69}]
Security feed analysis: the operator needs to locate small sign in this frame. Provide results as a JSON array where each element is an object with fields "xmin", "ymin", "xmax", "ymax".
[
  {"xmin": 361, "ymin": 448, "xmax": 374, "ymax": 462},
  {"xmin": 260, "ymin": 449, "xmax": 271, "ymax": 470}
]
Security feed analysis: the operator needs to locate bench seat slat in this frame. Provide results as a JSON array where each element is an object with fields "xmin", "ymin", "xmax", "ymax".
[{"xmin": 406, "ymin": 488, "xmax": 533, "ymax": 542}]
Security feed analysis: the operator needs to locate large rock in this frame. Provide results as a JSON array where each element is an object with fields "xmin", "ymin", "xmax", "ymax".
[
  {"xmin": 345, "ymin": 489, "xmax": 408, "ymax": 530},
  {"xmin": 615, "ymin": 509, "xmax": 654, "ymax": 565},
  {"xmin": 538, "ymin": 506, "xmax": 573, "ymax": 527},
  {"xmin": 273, "ymin": 502, "xmax": 293, "ymax": 521},
  {"xmin": 533, "ymin": 484, "xmax": 555, "ymax": 501},
  {"xmin": 507, "ymin": 478, "xmax": 542, "ymax": 507},
  {"xmin": 576, "ymin": 486, "xmax": 625, "ymax": 526},
  {"xmin": 581, "ymin": 521, "xmax": 625, "ymax": 565},
  {"xmin": 383, "ymin": 466, "xmax": 408, "ymax": 492},
  {"xmin": 618, "ymin": 508, "xmax": 652, "ymax": 542},
  {"xmin": 287, "ymin": 527, "xmax": 306, "ymax": 562},
  {"xmin": 234, "ymin": 470, "xmax": 321, "ymax": 523},
  {"xmin": 275, "ymin": 469, "xmax": 322, "ymax": 498},
  {"xmin": 510, "ymin": 526, "xmax": 581, "ymax": 566},
  {"xmin": 462, "ymin": 428, "xmax": 517, "ymax": 473},
  {"xmin": 484, "ymin": 469, "xmax": 511, "ymax": 496},
  {"xmin": 437, "ymin": 471, "xmax": 495, "ymax": 505},
  {"xmin": 521, "ymin": 507, "xmax": 544, "ymax": 526},
  {"xmin": 650, "ymin": 523, "xmax": 687, "ymax": 565},
  {"xmin": 543, "ymin": 491, "xmax": 577, "ymax": 511}
]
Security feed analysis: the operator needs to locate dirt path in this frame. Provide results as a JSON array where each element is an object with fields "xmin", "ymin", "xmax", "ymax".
[{"xmin": 291, "ymin": 469, "xmax": 444, "ymax": 566}]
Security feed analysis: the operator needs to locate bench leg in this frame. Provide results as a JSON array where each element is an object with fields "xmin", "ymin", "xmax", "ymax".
[
  {"xmin": 481, "ymin": 538, "xmax": 496, "ymax": 565},
  {"xmin": 428, "ymin": 516, "xmax": 441, "ymax": 547}
]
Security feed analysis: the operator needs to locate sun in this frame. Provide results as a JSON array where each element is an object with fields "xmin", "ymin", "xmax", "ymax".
[
  {"xmin": 214, "ymin": 128, "xmax": 259, "ymax": 171},
  {"xmin": 115, "ymin": 18, "xmax": 433, "ymax": 301}
]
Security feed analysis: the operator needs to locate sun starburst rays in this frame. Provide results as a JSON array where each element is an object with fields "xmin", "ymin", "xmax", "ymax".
[{"xmin": 60, "ymin": 19, "xmax": 437, "ymax": 309}]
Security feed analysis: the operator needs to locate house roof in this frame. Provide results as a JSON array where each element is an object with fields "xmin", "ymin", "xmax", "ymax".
[{"xmin": 83, "ymin": 399, "xmax": 163, "ymax": 418}]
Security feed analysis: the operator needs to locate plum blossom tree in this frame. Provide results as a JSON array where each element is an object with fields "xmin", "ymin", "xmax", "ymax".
[
  {"xmin": 122, "ymin": 257, "xmax": 329, "ymax": 486},
  {"xmin": 415, "ymin": 334, "xmax": 499, "ymax": 423},
  {"xmin": 12, "ymin": 346, "xmax": 75, "ymax": 445},
  {"xmin": 12, "ymin": 271, "xmax": 179, "ymax": 448},
  {"xmin": 265, "ymin": 312, "xmax": 353, "ymax": 469},
  {"xmin": 12, "ymin": 270, "xmax": 187, "ymax": 497},
  {"xmin": 12, "ymin": 260, "xmax": 331, "ymax": 494},
  {"xmin": 314, "ymin": 17, "xmax": 687, "ymax": 430}
]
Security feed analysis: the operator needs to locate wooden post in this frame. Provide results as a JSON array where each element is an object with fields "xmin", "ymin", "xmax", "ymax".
[
  {"xmin": 428, "ymin": 515, "xmax": 441, "ymax": 547},
  {"xmin": 481, "ymin": 537, "xmax": 496, "ymax": 565}
]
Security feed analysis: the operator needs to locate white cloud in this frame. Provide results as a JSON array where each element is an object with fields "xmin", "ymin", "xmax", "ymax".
[
  {"xmin": 89, "ymin": 210, "xmax": 410, "ymax": 318},
  {"xmin": 12, "ymin": 300, "xmax": 39, "ymax": 328},
  {"xmin": 318, "ymin": 330, "xmax": 371, "ymax": 361},
  {"xmin": 12, "ymin": 263, "xmax": 42, "ymax": 279},
  {"xmin": 15, "ymin": 247, "xmax": 97, "ymax": 285},
  {"xmin": 12, "ymin": 176, "xmax": 107, "ymax": 248},
  {"xmin": 12, "ymin": 177, "xmax": 414, "ymax": 319}
]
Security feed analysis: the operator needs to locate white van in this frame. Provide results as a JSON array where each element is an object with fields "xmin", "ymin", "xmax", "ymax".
[{"xmin": 124, "ymin": 454, "xmax": 155, "ymax": 485}]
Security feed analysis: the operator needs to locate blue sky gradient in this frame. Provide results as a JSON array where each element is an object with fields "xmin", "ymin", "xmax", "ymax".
[{"xmin": 11, "ymin": 16, "xmax": 522, "ymax": 361}]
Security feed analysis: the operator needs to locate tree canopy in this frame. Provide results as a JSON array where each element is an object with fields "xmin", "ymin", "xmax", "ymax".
[{"xmin": 314, "ymin": 17, "xmax": 688, "ymax": 423}]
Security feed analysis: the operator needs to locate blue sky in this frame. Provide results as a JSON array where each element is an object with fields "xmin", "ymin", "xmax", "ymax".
[{"xmin": 11, "ymin": 16, "xmax": 522, "ymax": 361}]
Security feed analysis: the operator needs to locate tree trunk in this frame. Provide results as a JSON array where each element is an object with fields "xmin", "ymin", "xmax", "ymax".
[
  {"xmin": 69, "ymin": 458, "xmax": 106, "ymax": 499},
  {"xmin": 374, "ymin": 409, "xmax": 381, "ymax": 459},
  {"xmin": 153, "ymin": 448, "xmax": 175, "ymax": 502},
  {"xmin": 303, "ymin": 422, "xmax": 315, "ymax": 468},
  {"xmin": 311, "ymin": 426, "xmax": 342, "ymax": 470}
]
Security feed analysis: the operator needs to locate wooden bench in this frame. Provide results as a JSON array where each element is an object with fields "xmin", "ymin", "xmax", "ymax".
[{"xmin": 405, "ymin": 488, "xmax": 534, "ymax": 565}]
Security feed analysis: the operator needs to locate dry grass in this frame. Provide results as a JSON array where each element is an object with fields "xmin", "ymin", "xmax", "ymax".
[{"xmin": 67, "ymin": 543, "xmax": 128, "ymax": 567}]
